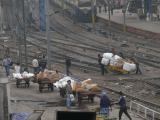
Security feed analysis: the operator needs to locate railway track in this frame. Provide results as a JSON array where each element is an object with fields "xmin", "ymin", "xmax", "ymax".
[
  {"xmin": 2, "ymin": 5, "xmax": 160, "ymax": 117},
  {"xmin": 32, "ymin": 11, "xmax": 160, "ymax": 111},
  {"xmin": 27, "ymin": 25, "xmax": 160, "ymax": 111},
  {"xmin": 49, "ymin": 16, "xmax": 160, "ymax": 69}
]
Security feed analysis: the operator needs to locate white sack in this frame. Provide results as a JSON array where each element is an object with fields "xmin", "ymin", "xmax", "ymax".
[
  {"xmin": 54, "ymin": 76, "xmax": 76, "ymax": 88},
  {"xmin": 109, "ymin": 55, "xmax": 123, "ymax": 66},
  {"xmin": 123, "ymin": 62, "xmax": 136, "ymax": 72},
  {"xmin": 109, "ymin": 57, "xmax": 117, "ymax": 66},
  {"xmin": 103, "ymin": 53, "xmax": 113, "ymax": 59},
  {"xmin": 101, "ymin": 58, "xmax": 110, "ymax": 65},
  {"xmin": 13, "ymin": 73, "xmax": 23, "ymax": 79},
  {"xmin": 113, "ymin": 55, "xmax": 122, "ymax": 60}
]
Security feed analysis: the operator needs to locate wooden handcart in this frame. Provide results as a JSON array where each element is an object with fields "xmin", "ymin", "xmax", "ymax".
[
  {"xmin": 107, "ymin": 65, "xmax": 129, "ymax": 74},
  {"xmin": 77, "ymin": 91, "xmax": 100, "ymax": 105},
  {"xmin": 36, "ymin": 70, "xmax": 60, "ymax": 93},
  {"xmin": 38, "ymin": 78, "xmax": 54, "ymax": 92},
  {"xmin": 16, "ymin": 77, "xmax": 31, "ymax": 88}
]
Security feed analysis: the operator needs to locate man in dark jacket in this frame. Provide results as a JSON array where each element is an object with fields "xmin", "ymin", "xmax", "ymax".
[
  {"xmin": 132, "ymin": 58, "xmax": 142, "ymax": 74},
  {"xmin": 65, "ymin": 57, "xmax": 72, "ymax": 76},
  {"xmin": 98, "ymin": 54, "xmax": 107, "ymax": 75},
  {"xmin": 39, "ymin": 55, "xmax": 47, "ymax": 71},
  {"xmin": 118, "ymin": 91, "xmax": 132, "ymax": 120},
  {"xmin": 100, "ymin": 91, "xmax": 112, "ymax": 116}
]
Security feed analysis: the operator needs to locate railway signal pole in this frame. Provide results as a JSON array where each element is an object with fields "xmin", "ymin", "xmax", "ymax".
[{"xmin": 45, "ymin": 0, "xmax": 51, "ymax": 70}]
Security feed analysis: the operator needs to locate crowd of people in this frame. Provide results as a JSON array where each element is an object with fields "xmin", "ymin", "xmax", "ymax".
[
  {"xmin": 2, "ymin": 54, "xmax": 73, "ymax": 78},
  {"xmin": 2, "ymin": 54, "xmax": 47, "ymax": 77}
]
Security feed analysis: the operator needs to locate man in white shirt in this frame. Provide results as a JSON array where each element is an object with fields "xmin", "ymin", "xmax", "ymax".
[
  {"xmin": 32, "ymin": 58, "xmax": 39, "ymax": 73},
  {"xmin": 14, "ymin": 63, "xmax": 21, "ymax": 73}
]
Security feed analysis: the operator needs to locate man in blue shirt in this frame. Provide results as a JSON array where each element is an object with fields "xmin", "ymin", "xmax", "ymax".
[
  {"xmin": 118, "ymin": 91, "xmax": 132, "ymax": 120},
  {"xmin": 100, "ymin": 91, "xmax": 112, "ymax": 116}
]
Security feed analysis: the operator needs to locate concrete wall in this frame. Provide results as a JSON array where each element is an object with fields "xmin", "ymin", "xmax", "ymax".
[{"xmin": 0, "ymin": 79, "xmax": 9, "ymax": 120}]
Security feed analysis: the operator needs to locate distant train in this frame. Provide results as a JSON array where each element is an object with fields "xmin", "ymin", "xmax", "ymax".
[{"xmin": 52, "ymin": 0, "xmax": 96, "ymax": 22}]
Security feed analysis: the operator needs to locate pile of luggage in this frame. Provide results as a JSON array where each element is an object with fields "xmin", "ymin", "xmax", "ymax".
[
  {"xmin": 36, "ymin": 70, "xmax": 60, "ymax": 83},
  {"xmin": 73, "ymin": 78, "xmax": 101, "ymax": 93},
  {"xmin": 101, "ymin": 53, "xmax": 136, "ymax": 72},
  {"xmin": 54, "ymin": 77, "xmax": 101, "ymax": 93}
]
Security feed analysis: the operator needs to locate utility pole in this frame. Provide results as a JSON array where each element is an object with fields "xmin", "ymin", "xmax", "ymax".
[
  {"xmin": 45, "ymin": 0, "xmax": 51, "ymax": 70},
  {"xmin": 91, "ymin": 0, "xmax": 95, "ymax": 32},
  {"xmin": 22, "ymin": 0, "xmax": 28, "ymax": 68}
]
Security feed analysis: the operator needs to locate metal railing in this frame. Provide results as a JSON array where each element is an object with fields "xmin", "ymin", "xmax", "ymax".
[{"xmin": 130, "ymin": 100, "xmax": 160, "ymax": 120}]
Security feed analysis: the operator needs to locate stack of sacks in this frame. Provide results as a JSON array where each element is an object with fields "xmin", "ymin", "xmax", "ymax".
[
  {"xmin": 102, "ymin": 53, "xmax": 124, "ymax": 68},
  {"xmin": 101, "ymin": 53, "xmax": 113, "ymax": 65},
  {"xmin": 109, "ymin": 55, "xmax": 122, "ymax": 66},
  {"xmin": 102, "ymin": 53, "xmax": 136, "ymax": 72},
  {"xmin": 110, "ymin": 55, "xmax": 124, "ymax": 68},
  {"xmin": 54, "ymin": 76, "xmax": 75, "ymax": 89},
  {"xmin": 54, "ymin": 78, "xmax": 101, "ymax": 92},
  {"xmin": 37, "ymin": 70, "xmax": 60, "ymax": 83}
]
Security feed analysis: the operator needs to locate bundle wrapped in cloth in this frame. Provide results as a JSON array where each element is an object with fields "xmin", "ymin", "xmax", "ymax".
[
  {"xmin": 76, "ymin": 78, "xmax": 101, "ymax": 92},
  {"xmin": 13, "ymin": 73, "xmax": 34, "ymax": 79},
  {"xmin": 37, "ymin": 70, "xmax": 60, "ymax": 83},
  {"xmin": 109, "ymin": 55, "xmax": 123, "ymax": 67},
  {"xmin": 54, "ymin": 76, "xmax": 75, "ymax": 88},
  {"xmin": 13, "ymin": 73, "xmax": 23, "ymax": 79},
  {"xmin": 103, "ymin": 53, "xmax": 113, "ymax": 59},
  {"xmin": 54, "ymin": 77, "xmax": 101, "ymax": 92},
  {"xmin": 123, "ymin": 62, "xmax": 136, "ymax": 72},
  {"xmin": 101, "ymin": 58, "xmax": 110, "ymax": 65}
]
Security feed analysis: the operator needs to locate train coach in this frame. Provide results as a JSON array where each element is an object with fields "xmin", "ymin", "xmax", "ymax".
[{"xmin": 52, "ymin": 0, "xmax": 97, "ymax": 22}]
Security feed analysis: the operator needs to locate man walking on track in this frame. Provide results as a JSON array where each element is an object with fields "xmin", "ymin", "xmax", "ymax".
[
  {"xmin": 118, "ymin": 91, "xmax": 132, "ymax": 120},
  {"xmin": 98, "ymin": 54, "xmax": 107, "ymax": 75},
  {"xmin": 65, "ymin": 57, "xmax": 72, "ymax": 76},
  {"xmin": 2, "ymin": 56, "xmax": 12, "ymax": 77}
]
